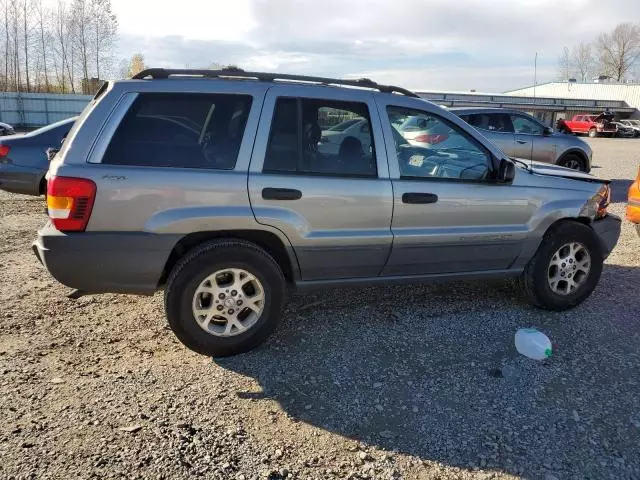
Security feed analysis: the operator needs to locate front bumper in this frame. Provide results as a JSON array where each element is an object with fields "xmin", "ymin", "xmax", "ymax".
[
  {"xmin": 592, "ymin": 214, "xmax": 622, "ymax": 258},
  {"xmin": 33, "ymin": 222, "xmax": 181, "ymax": 295}
]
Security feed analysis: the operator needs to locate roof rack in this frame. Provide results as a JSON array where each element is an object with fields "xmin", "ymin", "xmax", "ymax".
[{"xmin": 132, "ymin": 67, "xmax": 420, "ymax": 98}]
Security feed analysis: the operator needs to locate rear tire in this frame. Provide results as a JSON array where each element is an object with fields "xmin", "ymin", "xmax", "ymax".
[
  {"xmin": 520, "ymin": 221, "xmax": 603, "ymax": 311},
  {"xmin": 165, "ymin": 239, "xmax": 286, "ymax": 357},
  {"xmin": 557, "ymin": 153, "xmax": 585, "ymax": 171},
  {"xmin": 588, "ymin": 128, "xmax": 597, "ymax": 138}
]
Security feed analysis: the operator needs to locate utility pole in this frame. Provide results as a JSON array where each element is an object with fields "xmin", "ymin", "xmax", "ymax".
[{"xmin": 534, "ymin": 52, "xmax": 538, "ymax": 100}]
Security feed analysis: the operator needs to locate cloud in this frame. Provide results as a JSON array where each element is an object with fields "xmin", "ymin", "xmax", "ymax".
[{"xmin": 115, "ymin": 0, "xmax": 640, "ymax": 91}]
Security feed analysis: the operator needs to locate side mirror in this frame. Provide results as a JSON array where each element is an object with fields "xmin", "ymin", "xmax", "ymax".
[
  {"xmin": 543, "ymin": 126, "xmax": 553, "ymax": 136},
  {"xmin": 498, "ymin": 158, "xmax": 516, "ymax": 183}
]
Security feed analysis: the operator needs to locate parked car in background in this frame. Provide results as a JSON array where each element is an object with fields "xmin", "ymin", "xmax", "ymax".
[
  {"xmin": 451, "ymin": 107, "xmax": 593, "ymax": 172},
  {"xmin": 628, "ymin": 168, "xmax": 640, "ymax": 237},
  {"xmin": 318, "ymin": 118, "xmax": 372, "ymax": 156},
  {"xmin": 0, "ymin": 122, "xmax": 15, "ymax": 136},
  {"xmin": 0, "ymin": 117, "xmax": 76, "ymax": 196},
  {"xmin": 34, "ymin": 68, "xmax": 620, "ymax": 357},
  {"xmin": 396, "ymin": 114, "xmax": 469, "ymax": 150},
  {"xmin": 612, "ymin": 121, "xmax": 637, "ymax": 138},
  {"xmin": 618, "ymin": 119, "xmax": 640, "ymax": 137},
  {"xmin": 557, "ymin": 113, "xmax": 617, "ymax": 138}
]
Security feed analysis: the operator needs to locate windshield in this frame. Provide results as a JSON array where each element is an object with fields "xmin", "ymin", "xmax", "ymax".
[{"xmin": 327, "ymin": 119, "xmax": 360, "ymax": 132}]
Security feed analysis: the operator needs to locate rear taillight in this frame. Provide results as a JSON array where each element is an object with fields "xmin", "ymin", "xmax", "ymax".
[
  {"xmin": 414, "ymin": 133, "xmax": 449, "ymax": 144},
  {"xmin": 0, "ymin": 144, "xmax": 10, "ymax": 157},
  {"xmin": 46, "ymin": 176, "xmax": 96, "ymax": 232}
]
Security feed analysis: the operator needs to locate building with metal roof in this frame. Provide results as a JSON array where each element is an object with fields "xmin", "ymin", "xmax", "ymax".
[
  {"xmin": 415, "ymin": 81, "xmax": 639, "ymax": 125},
  {"xmin": 505, "ymin": 81, "xmax": 640, "ymax": 112}
]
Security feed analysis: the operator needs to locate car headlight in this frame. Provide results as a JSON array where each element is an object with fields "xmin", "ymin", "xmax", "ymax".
[{"xmin": 580, "ymin": 184, "xmax": 610, "ymax": 219}]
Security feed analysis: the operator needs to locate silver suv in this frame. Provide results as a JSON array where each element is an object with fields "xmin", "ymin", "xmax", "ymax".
[
  {"xmin": 450, "ymin": 107, "xmax": 593, "ymax": 172},
  {"xmin": 33, "ymin": 69, "xmax": 621, "ymax": 357}
]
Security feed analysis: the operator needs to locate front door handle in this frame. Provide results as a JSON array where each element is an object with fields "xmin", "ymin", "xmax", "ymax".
[
  {"xmin": 516, "ymin": 140, "xmax": 529, "ymax": 144},
  {"xmin": 262, "ymin": 187, "xmax": 302, "ymax": 200},
  {"xmin": 402, "ymin": 192, "xmax": 438, "ymax": 204}
]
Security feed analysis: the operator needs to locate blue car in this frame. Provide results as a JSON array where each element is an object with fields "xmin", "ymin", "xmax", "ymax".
[{"xmin": 0, "ymin": 117, "xmax": 76, "ymax": 196}]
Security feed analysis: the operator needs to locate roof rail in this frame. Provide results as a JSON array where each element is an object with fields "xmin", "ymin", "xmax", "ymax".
[{"xmin": 131, "ymin": 67, "xmax": 420, "ymax": 98}]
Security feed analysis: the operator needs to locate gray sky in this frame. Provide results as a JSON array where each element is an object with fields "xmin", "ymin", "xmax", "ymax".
[{"xmin": 113, "ymin": 0, "xmax": 640, "ymax": 92}]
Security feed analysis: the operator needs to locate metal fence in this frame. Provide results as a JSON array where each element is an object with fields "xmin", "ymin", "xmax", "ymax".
[{"xmin": 0, "ymin": 92, "xmax": 92, "ymax": 128}]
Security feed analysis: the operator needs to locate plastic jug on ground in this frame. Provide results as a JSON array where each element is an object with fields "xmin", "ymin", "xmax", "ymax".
[{"xmin": 515, "ymin": 328, "xmax": 552, "ymax": 360}]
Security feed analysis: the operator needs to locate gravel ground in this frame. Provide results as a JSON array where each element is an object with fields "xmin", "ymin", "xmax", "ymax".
[{"xmin": 1, "ymin": 138, "xmax": 639, "ymax": 480}]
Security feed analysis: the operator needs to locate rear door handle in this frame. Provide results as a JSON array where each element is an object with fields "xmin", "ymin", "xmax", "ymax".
[
  {"xmin": 516, "ymin": 140, "xmax": 529, "ymax": 144},
  {"xmin": 402, "ymin": 192, "xmax": 438, "ymax": 204},
  {"xmin": 262, "ymin": 187, "xmax": 302, "ymax": 200}
]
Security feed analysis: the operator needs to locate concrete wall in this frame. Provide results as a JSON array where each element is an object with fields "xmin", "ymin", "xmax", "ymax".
[{"xmin": 0, "ymin": 92, "xmax": 92, "ymax": 127}]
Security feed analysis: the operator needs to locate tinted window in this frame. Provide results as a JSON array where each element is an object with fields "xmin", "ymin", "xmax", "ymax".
[
  {"xmin": 465, "ymin": 113, "xmax": 514, "ymax": 133},
  {"xmin": 511, "ymin": 115, "xmax": 544, "ymax": 135},
  {"xmin": 328, "ymin": 119, "xmax": 360, "ymax": 132},
  {"xmin": 387, "ymin": 106, "xmax": 490, "ymax": 181},
  {"xmin": 264, "ymin": 98, "xmax": 377, "ymax": 177},
  {"xmin": 102, "ymin": 93, "xmax": 252, "ymax": 169}
]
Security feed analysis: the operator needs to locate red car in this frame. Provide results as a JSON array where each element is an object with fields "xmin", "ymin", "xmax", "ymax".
[{"xmin": 558, "ymin": 113, "xmax": 617, "ymax": 138}]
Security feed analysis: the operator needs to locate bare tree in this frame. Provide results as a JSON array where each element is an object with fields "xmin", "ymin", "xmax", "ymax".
[
  {"xmin": 90, "ymin": 0, "xmax": 117, "ymax": 81},
  {"xmin": 21, "ymin": 0, "xmax": 29, "ymax": 91},
  {"xmin": 3, "ymin": 1, "xmax": 9, "ymax": 90},
  {"xmin": 10, "ymin": 0, "xmax": 20, "ymax": 91},
  {"xmin": 0, "ymin": 0, "xmax": 118, "ymax": 93},
  {"xmin": 34, "ymin": 0, "xmax": 50, "ymax": 92},
  {"xmin": 71, "ymin": 0, "xmax": 91, "ymax": 92},
  {"xmin": 52, "ymin": 0, "xmax": 72, "ymax": 92},
  {"xmin": 571, "ymin": 42, "xmax": 594, "ymax": 82},
  {"xmin": 558, "ymin": 46, "xmax": 571, "ymax": 81},
  {"xmin": 597, "ymin": 22, "xmax": 640, "ymax": 81}
]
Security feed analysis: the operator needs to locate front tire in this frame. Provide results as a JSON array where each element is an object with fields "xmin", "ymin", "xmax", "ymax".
[
  {"xmin": 557, "ymin": 153, "xmax": 585, "ymax": 171},
  {"xmin": 520, "ymin": 221, "xmax": 603, "ymax": 311},
  {"xmin": 165, "ymin": 239, "xmax": 286, "ymax": 357},
  {"xmin": 588, "ymin": 128, "xmax": 597, "ymax": 138}
]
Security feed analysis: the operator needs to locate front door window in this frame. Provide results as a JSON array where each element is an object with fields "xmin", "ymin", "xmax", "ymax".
[{"xmin": 387, "ymin": 106, "xmax": 491, "ymax": 181}]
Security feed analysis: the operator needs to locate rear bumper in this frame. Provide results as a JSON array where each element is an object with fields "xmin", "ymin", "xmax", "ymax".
[
  {"xmin": 592, "ymin": 214, "xmax": 621, "ymax": 258},
  {"xmin": 33, "ymin": 222, "xmax": 181, "ymax": 295},
  {"xmin": 0, "ymin": 163, "xmax": 44, "ymax": 196}
]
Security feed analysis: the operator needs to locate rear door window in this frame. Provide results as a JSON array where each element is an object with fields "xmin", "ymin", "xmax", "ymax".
[
  {"xmin": 102, "ymin": 93, "xmax": 252, "ymax": 169},
  {"xmin": 263, "ymin": 97, "xmax": 377, "ymax": 177},
  {"xmin": 466, "ymin": 113, "xmax": 514, "ymax": 133}
]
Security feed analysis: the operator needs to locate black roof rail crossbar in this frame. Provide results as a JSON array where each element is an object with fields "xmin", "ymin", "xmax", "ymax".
[{"xmin": 132, "ymin": 67, "xmax": 419, "ymax": 98}]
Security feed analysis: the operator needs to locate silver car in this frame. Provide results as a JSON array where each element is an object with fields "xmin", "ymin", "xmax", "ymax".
[
  {"xmin": 451, "ymin": 107, "xmax": 593, "ymax": 172},
  {"xmin": 33, "ymin": 69, "xmax": 621, "ymax": 357},
  {"xmin": 618, "ymin": 119, "xmax": 640, "ymax": 137}
]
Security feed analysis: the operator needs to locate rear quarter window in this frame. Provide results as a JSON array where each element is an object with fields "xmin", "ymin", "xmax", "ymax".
[{"xmin": 101, "ymin": 93, "xmax": 252, "ymax": 170}]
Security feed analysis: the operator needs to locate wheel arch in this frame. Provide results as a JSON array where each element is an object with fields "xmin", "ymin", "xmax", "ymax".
[
  {"xmin": 556, "ymin": 148, "xmax": 590, "ymax": 172},
  {"xmin": 159, "ymin": 229, "xmax": 300, "ymax": 287},
  {"xmin": 511, "ymin": 213, "xmax": 594, "ymax": 271}
]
